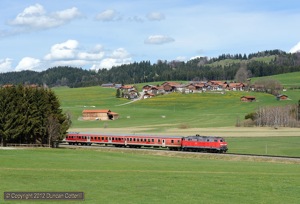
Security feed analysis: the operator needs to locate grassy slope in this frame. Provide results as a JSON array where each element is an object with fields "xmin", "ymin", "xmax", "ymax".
[
  {"xmin": 53, "ymin": 81, "xmax": 299, "ymax": 129},
  {"xmin": 0, "ymin": 148, "xmax": 299, "ymax": 204}
]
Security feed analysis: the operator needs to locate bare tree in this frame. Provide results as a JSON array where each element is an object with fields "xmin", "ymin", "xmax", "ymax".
[
  {"xmin": 235, "ymin": 63, "xmax": 248, "ymax": 83},
  {"xmin": 254, "ymin": 78, "xmax": 282, "ymax": 95},
  {"xmin": 255, "ymin": 105, "xmax": 299, "ymax": 127},
  {"xmin": 47, "ymin": 115, "xmax": 60, "ymax": 148}
]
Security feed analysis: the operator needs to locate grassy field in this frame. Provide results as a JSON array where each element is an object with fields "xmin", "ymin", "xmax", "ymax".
[
  {"xmin": 0, "ymin": 148, "xmax": 299, "ymax": 204},
  {"xmin": 53, "ymin": 86, "xmax": 298, "ymax": 130}
]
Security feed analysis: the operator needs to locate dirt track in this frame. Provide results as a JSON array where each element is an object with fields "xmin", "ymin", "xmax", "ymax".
[{"xmin": 69, "ymin": 127, "xmax": 300, "ymax": 137}]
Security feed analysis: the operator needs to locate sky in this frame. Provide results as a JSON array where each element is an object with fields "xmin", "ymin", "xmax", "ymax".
[{"xmin": 1, "ymin": 0, "xmax": 300, "ymax": 73}]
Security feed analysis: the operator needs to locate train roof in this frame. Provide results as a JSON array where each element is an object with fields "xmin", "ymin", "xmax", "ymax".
[
  {"xmin": 68, "ymin": 132, "xmax": 182, "ymax": 138},
  {"xmin": 185, "ymin": 134, "xmax": 224, "ymax": 139}
]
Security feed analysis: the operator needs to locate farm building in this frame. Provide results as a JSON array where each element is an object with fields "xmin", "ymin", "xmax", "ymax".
[
  {"xmin": 276, "ymin": 94, "xmax": 288, "ymax": 100},
  {"xmin": 240, "ymin": 96, "xmax": 256, "ymax": 102},
  {"xmin": 82, "ymin": 109, "xmax": 119, "ymax": 121}
]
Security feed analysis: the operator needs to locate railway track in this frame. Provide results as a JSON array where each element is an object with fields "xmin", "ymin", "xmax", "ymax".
[{"xmin": 59, "ymin": 143, "xmax": 300, "ymax": 163}]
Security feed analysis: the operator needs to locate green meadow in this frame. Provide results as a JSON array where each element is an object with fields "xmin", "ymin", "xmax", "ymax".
[
  {"xmin": 0, "ymin": 148, "xmax": 299, "ymax": 204},
  {"xmin": 53, "ymin": 83, "xmax": 298, "ymax": 130}
]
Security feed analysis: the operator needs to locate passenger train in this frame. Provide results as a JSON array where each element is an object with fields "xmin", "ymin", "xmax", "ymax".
[{"xmin": 65, "ymin": 132, "xmax": 228, "ymax": 153}]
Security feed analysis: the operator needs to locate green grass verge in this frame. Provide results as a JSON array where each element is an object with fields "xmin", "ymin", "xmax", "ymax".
[
  {"xmin": 227, "ymin": 136, "xmax": 300, "ymax": 157},
  {"xmin": 0, "ymin": 148, "xmax": 299, "ymax": 204}
]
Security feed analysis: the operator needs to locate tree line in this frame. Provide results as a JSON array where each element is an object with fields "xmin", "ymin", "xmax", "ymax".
[
  {"xmin": 243, "ymin": 100, "xmax": 300, "ymax": 128},
  {"xmin": 0, "ymin": 85, "xmax": 71, "ymax": 146},
  {"xmin": 1, "ymin": 50, "xmax": 300, "ymax": 87}
]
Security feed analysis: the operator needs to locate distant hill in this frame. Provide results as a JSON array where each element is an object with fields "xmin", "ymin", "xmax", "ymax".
[{"xmin": 1, "ymin": 49, "xmax": 300, "ymax": 88}]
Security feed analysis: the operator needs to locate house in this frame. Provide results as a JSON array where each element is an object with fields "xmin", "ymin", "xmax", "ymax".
[
  {"xmin": 129, "ymin": 90, "xmax": 139, "ymax": 99},
  {"xmin": 228, "ymin": 83, "xmax": 245, "ymax": 91},
  {"xmin": 276, "ymin": 94, "xmax": 288, "ymax": 100},
  {"xmin": 82, "ymin": 109, "xmax": 119, "ymax": 121},
  {"xmin": 142, "ymin": 85, "xmax": 153, "ymax": 93},
  {"xmin": 143, "ymin": 92, "xmax": 155, "ymax": 99},
  {"xmin": 161, "ymin": 81, "xmax": 181, "ymax": 92},
  {"xmin": 240, "ymin": 96, "xmax": 256, "ymax": 102},
  {"xmin": 120, "ymin": 85, "xmax": 135, "ymax": 92}
]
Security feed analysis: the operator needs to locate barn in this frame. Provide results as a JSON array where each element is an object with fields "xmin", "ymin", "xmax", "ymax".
[
  {"xmin": 82, "ymin": 109, "xmax": 119, "ymax": 121},
  {"xmin": 240, "ymin": 96, "xmax": 256, "ymax": 102},
  {"xmin": 276, "ymin": 94, "xmax": 288, "ymax": 100}
]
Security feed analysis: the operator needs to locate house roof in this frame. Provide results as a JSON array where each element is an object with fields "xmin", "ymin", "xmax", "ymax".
[
  {"xmin": 229, "ymin": 83, "xmax": 245, "ymax": 87},
  {"xmin": 241, "ymin": 96, "xmax": 256, "ymax": 99},
  {"xmin": 121, "ymin": 85, "xmax": 134, "ymax": 89},
  {"xmin": 82, "ymin": 109, "xmax": 111, "ymax": 113}
]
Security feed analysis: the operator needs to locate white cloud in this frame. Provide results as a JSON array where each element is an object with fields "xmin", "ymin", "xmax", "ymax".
[
  {"xmin": 144, "ymin": 35, "xmax": 175, "ymax": 45},
  {"xmin": 111, "ymin": 48, "xmax": 130, "ymax": 59},
  {"xmin": 90, "ymin": 47, "xmax": 132, "ymax": 70},
  {"xmin": 146, "ymin": 12, "xmax": 165, "ymax": 21},
  {"xmin": 15, "ymin": 57, "xmax": 41, "ymax": 71},
  {"xmin": 289, "ymin": 42, "xmax": 300, "ymax": 53},
  {"xmin": 9, "ymin": 4, "xmax": 81, "ymax": 29},
  {"xmin": 95, "ymin": 9, "xmax": 121, "ymax": 21},
  {"xmin": 44, "ymin": 40, "xmax": 79, "ymax": 60},
  {"xmin": 0, "ymin": 58, "xmax": 14, "ymax": 72},
  {"xmin": 43, "ymin": 40, "xmax": 130, "ymax": 70}
]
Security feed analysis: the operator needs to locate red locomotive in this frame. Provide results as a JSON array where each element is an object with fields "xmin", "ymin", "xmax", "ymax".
[{"xmin": 65, "ymin": 133, "xmax": 228, "ymax": 153}]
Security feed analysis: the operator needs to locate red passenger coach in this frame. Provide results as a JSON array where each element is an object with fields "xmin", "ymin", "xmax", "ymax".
[{"xmin": 65, "ymin": 133, "xmax": 228, "ymax": 153}]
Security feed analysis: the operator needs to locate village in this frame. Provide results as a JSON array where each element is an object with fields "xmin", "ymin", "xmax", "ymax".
[{"xmin": 102, "ymin": 80, "xmax": 288, "ymax": 101}]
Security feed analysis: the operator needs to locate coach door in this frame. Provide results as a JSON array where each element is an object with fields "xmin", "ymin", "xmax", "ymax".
[
  {"xmin": 108, "ymin": 137, "xmax": 112, "ymax": 144},
  {"xmin": 87, "ymin": 136, "xmax": 91, "ymax": 143},
  {"xmin": 162, "ymin": 139, "xmax": 166, "ymax": 147}
]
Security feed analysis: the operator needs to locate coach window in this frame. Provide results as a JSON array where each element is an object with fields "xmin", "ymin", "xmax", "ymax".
[
  {"xmin": 214, "ymin": 139, "xmax": 217, "ymax": 142},
  {"xmin": 171, "ymin": 140, "xmax": 174, "ymax": 143},
  {"xmin": 148, "ymin": 139, "xmax": 150, "ymax": 142},
  {"xmin": 152, "ymin": 139, "xmax": 154, "ymax": 142},
  {"xmin": 158, "ymin": 139, "xmax": 160, "ymax": 142},
  {"xmin": 137, "ymin": 139, "xmax": 139, "ymax": 142},
  {"xmin": 177, "ymin": 140, "xmax": 180, "ymax": 143},
  {"xmin": 130, "ymin": 138, "xmax": 132, "ymax": 141},
  {"xmin": 133, "ymin": 138, "xmax": 135, "ymax": 142}
]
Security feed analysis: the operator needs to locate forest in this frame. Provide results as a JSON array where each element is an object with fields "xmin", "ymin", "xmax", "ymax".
[
  {"xmin": 1, "ymin": 49, "xmax": 300, "ymax": 88},
  {"xmin": 0, "ymin": 85, "xmax": 71, "ymax": 146}
]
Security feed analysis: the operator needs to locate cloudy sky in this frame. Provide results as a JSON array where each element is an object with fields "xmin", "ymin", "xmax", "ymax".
[{"xmin": 1, "ymin": 0, "xmax": 300, "ymax": 73}]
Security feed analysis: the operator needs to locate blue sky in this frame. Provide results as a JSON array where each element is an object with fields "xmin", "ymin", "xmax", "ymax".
[{"xmin": 1, "ymin": 0, "xmax": 300, "ymax": 73}]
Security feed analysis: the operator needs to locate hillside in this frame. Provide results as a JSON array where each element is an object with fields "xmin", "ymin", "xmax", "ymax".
[
  {"xmin": 53, "ymin": 72, "xmax": 300, "ymax": 133},
  {"xmin": 1, "ymin": 50, "xmax": 300, "ymax": 87}
]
